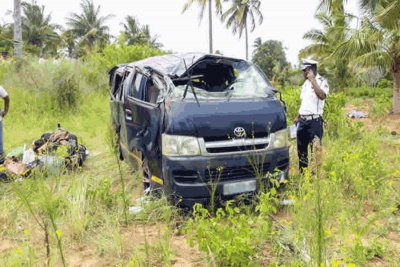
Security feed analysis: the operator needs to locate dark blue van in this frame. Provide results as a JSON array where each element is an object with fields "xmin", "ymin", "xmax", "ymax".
[{"xmin": 109, "ymin": 52, "xmax": 289, "ymax": 207}]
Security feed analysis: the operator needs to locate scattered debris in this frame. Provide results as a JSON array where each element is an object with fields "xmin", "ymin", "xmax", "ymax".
[
  {"xmin": 289, "ymin": 124, "xmax": 298, "ymax": 139},
  {"xmin": 280, "ymin": 199, "xmax": 296, "ymax": 206},
  {"xmin": 128, "ymin": 196, "xmax": 152, "ymax": 215},
  {"xmin": 346, "ymin": 110, "xmax": 368, "ymax": 119},
  {"xmin": 0, "ymin": 123, "xmax": 89, "ymax": 182}
]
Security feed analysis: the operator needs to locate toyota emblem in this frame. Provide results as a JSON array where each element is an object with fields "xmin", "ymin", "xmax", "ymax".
[{"xmin": 234, "ymin": 127, "xmax": 246, "ymax": 138}]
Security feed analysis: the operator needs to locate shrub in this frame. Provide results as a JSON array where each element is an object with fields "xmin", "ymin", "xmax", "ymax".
[
  {"xmin": 52, "ymin": 62, "xmax": 82, "ymax": 112},
  {"xmin": 377, "ymin": 79, "xmax": 393, "ymax": 89},
  {"xmin": 185, "ymin": 202, "xmax": 256, "ymax": 267},
  {"xmin": 81, "ymin": 44, "xmax": 168, "ymax": 92}
]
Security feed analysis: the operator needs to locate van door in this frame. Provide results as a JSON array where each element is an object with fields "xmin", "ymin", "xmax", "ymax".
[
  {"xmin": 125, "ymin": 68, "xmax": 165, "ymax": 191},
  {"xmin": 126, "ymin": 71, "xmax": 162, "ymax": 161},
  {"xmin": 119, "ymin": 69, "xmax": 142, "ymax": 167}
]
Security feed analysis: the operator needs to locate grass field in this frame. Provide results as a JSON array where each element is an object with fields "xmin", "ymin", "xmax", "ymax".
[{"xmin": 1, "ymin": 59, "xmax": 400, "ymax": 267}]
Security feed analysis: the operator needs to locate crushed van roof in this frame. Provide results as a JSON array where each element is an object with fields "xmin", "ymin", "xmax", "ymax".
[{"xmin": 112, "ymin": 52, "xmax": 246, "ymax": 78}]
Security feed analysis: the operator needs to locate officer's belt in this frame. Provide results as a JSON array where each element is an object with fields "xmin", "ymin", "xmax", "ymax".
[{"xmin": 300, "ymin": 114, "xmax": 321, "ymax": 120}]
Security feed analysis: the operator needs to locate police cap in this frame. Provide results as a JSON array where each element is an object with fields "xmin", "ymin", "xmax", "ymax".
[{"xmin": 300, "ymin": 58, "xmax": 318, "ymax": 70}]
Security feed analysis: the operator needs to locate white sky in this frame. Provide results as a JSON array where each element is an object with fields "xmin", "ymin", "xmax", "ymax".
[{"xmin": 1, "ymin": 0, "xmax": 360, "ymax": 66}]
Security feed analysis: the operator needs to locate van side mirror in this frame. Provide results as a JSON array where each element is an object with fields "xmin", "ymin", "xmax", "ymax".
[{"xmin": 278, "ymin": 91, "xmax": 287, "ymax": 112}]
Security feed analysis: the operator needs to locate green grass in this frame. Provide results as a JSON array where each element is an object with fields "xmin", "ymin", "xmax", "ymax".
[{"xmin": 1, "ymin": 60, "xmax": 400, "ymax": 266}]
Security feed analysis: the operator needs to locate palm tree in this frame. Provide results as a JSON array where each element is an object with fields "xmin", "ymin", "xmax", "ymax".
[
  {"xmin": 120, "ymin": 15, "xmax": 163, "ymax": 48},
  {"xmin": 139, "ymin": 25, "xmax": 163, "ymax": 49},
  {"xmin": 65, "ymin": 0, "xmax": 114, "ymax": 53},
  {"xmin": 0, "ymin": 20, "xmax": 13, "ymax": 53},
  {"xmin": 221, "ymin": 0, "xmax": 263, "ymax": 60},
  {"xmin": 321, "ymin": 0, "xmax": 400, "ymax": 113},
  {"xmin": 252, "ymin": 37, "xmax": 262, "ymax": 54},
  {"xmin": 13, "ymin": 0, "xmax": 23, "ymax": 58},
  {"xmin": 120, "ymin": 15, "xmax": 141, "ymax": 46},
  {"xmin": 20, "ymin": 3, "xmax": 62, "ymax": 55},
  {"xmin": 182, "ymin": 0, "xmax": 223, "ymax": 54},
  {"xmin": 299, "ymin": 1, "xmax": 355, "ymax": 91},
  {"xmin": 60, "ymin": 29, "xmax": 77, "ymax": 58}
]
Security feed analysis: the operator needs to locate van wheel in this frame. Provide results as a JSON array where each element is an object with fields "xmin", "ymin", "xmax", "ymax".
[
  {"xmin": 142, "ymin": 158, "xmax": 151, "ymax": 193},
  {"xmin": 116, "ymin": 133, "xmax": 123, "ymax": 161}
]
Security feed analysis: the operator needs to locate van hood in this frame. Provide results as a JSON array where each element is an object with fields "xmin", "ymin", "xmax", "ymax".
[{"xmin": 164, "ymin": 99, "xmax": 287, "ymax": 140}]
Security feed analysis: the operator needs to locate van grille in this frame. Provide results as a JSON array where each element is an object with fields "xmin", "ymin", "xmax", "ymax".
[
  {"xmin": 203, "ymin": 132, "xmax": 268, "ymax": 142},
  {"xmin": 173, "ymin": 170, "xmax": 199, "ymax": 183},
  {"xmin": 172, "ymin": 159, "xmax": 289, "ymax": 184},
  {"xmin": 203, "ymin": 162, "xmax": 271, "ymax": 182},
  {"xmin": 206, "ymin": 143, "xmax": 268, "ymax": 153}
]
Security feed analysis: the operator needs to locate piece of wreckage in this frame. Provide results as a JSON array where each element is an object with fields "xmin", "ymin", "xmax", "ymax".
[{"xmin": 0, "ymin": 123, "xmax": 89, "ymax": 182}]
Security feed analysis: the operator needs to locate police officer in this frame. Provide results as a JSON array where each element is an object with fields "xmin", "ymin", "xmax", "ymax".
[{"xmin": 294, "ymin": 59, "xmax": 329, "ymax": 174}]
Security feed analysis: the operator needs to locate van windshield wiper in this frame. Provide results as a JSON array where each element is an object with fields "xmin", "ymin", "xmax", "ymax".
[
  {"xmin": 181, "ymin": 57, "xmax": 200, "ymax": 107},
  {"xmin": 225, "ymin": 87, "xmax": 234, "ymax": 102}
]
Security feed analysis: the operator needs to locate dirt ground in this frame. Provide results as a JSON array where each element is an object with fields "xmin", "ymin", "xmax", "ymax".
[
  {"xmin": 1, "ymin": 102, "xmax": 400, "ymax": 266},
  {"xmin": 345, "ymin": 103, "xmax": 400, "ymax": 134}
]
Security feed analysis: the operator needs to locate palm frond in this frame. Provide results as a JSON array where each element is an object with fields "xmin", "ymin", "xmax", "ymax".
[
  {"xmin": 303, "ymin": 29, "xmax": 327, "ymax": 43},
  {"xmin": 351, "ymin": 50, "xmax": 393, "ymax": 71}
]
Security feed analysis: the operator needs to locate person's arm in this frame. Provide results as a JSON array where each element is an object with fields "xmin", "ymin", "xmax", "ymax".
[
  {"xmin": 2, "ymin": 95, "xmax": 9, "ymax": 118},
  {"xmin": 306, "ymin": 71, "xmax": 327, "ymax": 100},
  {"xmin": 294, "ymin": 113, "xmax": 300, "ymax": 124}
]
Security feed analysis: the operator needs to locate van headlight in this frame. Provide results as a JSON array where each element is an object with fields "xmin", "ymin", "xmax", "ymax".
[
  {"xmin": 272, "ymin": 129, "xmax": 288, "ymax": 148},
  {"xmin": 162, "ymin": 134, "xmax": 201, "ymax": 156}
]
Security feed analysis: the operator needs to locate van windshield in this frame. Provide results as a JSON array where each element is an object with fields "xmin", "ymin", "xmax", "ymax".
[{"xmin": 168, "ymin": 60, "xmax": 276, "ymax": 101}]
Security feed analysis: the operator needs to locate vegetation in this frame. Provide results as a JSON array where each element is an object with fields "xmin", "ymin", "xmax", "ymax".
[
  {"xmin": 1, "ymin": 0, "xmax": 400, "ymax": 266},
  {"xmin": 1, "ymin": 48, "xmax": 399, "ymax": 265}
]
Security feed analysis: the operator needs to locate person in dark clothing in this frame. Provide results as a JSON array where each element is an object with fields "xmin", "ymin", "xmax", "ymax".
[{"xmin": 293, "ymin": 59, "xmax": 330, "ymax": 174}]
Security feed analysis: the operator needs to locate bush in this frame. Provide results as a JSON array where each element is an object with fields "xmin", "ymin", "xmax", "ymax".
[
  {"xmin": 377, "ymin": 79, "xmax": 393, "ymax": 89},
  {"xmin": 52, "ymin": 62, "xmax": 82, "ymax": 111},
  {"xmin": 346, "ymin": 87, "xmax": 392, "ymax": 98},
  {"xmin": 81, "ymin": 44, "xmax": 168, "ymax": 92},
  {"xmin": 185, "ymin": 202, "xmax": 256, "ymax": 267}
]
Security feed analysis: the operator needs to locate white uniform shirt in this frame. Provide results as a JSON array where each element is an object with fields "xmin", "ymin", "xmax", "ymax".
[
  {"xmin": 298, "ymin": 74, "xmax": 329, "ymax": 115},
  {"xmin": 0, "ymin": 85, "xmax": 8, "ymax": 98}
]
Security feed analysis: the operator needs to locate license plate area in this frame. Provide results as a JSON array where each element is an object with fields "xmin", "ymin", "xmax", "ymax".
[{"xmin": 223, "ymin": 180, "xmax": 257, "ymax": 196}]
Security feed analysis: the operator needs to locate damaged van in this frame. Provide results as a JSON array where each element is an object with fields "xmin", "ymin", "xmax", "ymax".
[{"xmin": 109, "ymin": 52, "xmax": 289, "ymax": 208}]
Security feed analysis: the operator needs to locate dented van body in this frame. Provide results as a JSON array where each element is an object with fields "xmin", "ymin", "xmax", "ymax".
[{"xmin": 109, "ymin": 53, "xmax": 289, "ymax": 208}]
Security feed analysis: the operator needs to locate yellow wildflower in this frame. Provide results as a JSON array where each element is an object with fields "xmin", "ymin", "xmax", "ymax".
[
  {"xmin": 56, "ymin": 230, "xmax": 63, "ymax": 237},
  {"xmin": 325, "ymin": 229, "xmax": 332, "ymax": 236}
]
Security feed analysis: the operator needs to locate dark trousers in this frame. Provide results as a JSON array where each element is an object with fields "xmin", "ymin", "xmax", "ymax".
[{"xmin": 296, "ymin": 116, "xmax": 324, "ymax": 173}]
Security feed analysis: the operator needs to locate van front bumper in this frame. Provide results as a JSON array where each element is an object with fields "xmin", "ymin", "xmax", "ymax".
[{"xmin": 161, "ymin": 147, "xmax": 289, "ymax": 207}]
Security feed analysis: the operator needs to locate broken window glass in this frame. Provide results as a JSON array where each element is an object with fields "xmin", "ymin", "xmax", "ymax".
[{"xmin": 168, "ymin": 61, "xmax": 276, "ymax": 101}]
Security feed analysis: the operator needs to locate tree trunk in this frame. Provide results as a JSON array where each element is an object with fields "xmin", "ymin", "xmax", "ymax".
[
  {"xmin": 208, "ymin": 0, "xmax": 213, "ymax": 54},
  {"xmin": 392, "ymin": 55, "xmax": 400, "ymax": 114},
  {"xmin": 88, "ymin": 38, "xmax": 93, "ymax": 54},
  {"xmin": 13, "ymin": 0, "xmax": 23, "ymax": 59},
  {"xmin": 393, "ymin": 72, "xmax": 400, "ymax": 114},
  {"xmin": 245, "ymin": 24, "xmax": 248, "ymax": 60}
]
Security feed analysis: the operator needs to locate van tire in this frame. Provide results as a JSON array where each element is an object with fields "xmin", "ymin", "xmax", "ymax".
[
  {"xmin": 142, "ymin": 158, "xmax": 151, "ymax": 192},
  {"xmin": 116, "ymin": 133, "xmax": 123, "ymax": 161}
]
